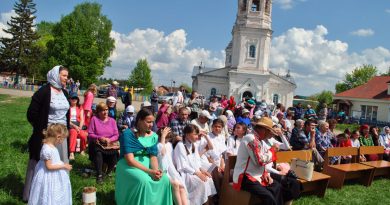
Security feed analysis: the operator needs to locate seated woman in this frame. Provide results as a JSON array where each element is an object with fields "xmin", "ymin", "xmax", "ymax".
[
  {"xmin": 117, "ymin": 105, "xmax": 136, "ymax": 131},
  {"xmin": 359, "ymin": 124, "xmax": 378, "ymax": 161},
  {"xmin": 68, "ymin": 93, "xmax": 88, "ymax": 160},
  {"xmin": 115, "ymin": 108, "xmax": 172, "ymax": 205},
  {"xmin": 88, "ymin": 102, "xmax": 119, "ymax": 183},
  {"xmin": 233, "ymin": 117, "xmax": 283, "ymax": 205},
  {"xmin": 379, "ymin": 126, "xmax": 390, "ymax": 161},
  {"xmin": 173, "ymin": 124, "xmax": 216, "ymax": 205},
  {"xmin": 316, "ymin": 121, "xmax": 339, "ymax": 165}
]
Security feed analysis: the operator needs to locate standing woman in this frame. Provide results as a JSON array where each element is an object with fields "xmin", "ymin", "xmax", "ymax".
[
  {"xmin": 23, "ymin": 65, "xmax": 70, "ymax": 202},
  {"xmin": 82, "ymin": 83, "xmax": 97, "ymax": 127},
  {"xmin": 115, "ymin": 108, "xmax": 173, "ymax": 205}
]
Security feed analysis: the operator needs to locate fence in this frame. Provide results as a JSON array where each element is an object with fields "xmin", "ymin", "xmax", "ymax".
[
  {"xmin": 348, "ymin": 116, "xmax": 390, "ymax": 128},
  {"xmin": 0, "ymin": 83, "xmax": 40, "ymax": 92},
  {"xmin": 0, "ymin": 84, "xmax": 151, "ymax": 102}
]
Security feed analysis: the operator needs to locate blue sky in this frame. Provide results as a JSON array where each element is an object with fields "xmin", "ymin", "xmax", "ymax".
[{"xmin": 1, "ymin": 0, "xmax": 390, "ymax": 95}]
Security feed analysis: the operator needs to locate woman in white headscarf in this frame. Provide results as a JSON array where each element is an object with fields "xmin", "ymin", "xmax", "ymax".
[
  {"xmin": 23, "ymin": 65, "xmax": 70, "ymax": 202},
  {"xmin": 379, "ymin": 126, "xmax": 390, "ymax": 161}
]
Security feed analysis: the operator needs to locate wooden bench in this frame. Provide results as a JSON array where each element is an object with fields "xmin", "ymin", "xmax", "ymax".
[
  {"xmin": 359, "ymin": 146, "xmax": 390, "ymax": 177},
  {"xmin": 276, "ymin": 150, "xmax": 330, "ymax": 197},
  {"xmin": 323, "ymin": 147, "xmax": 375, "ymax": 189},
  {"xmin": 219, "ymin": 155, "xmax": 261, "ymax": 205}
]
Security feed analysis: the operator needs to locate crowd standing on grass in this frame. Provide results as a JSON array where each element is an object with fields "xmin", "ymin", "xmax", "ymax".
[{"xmin": 23, "ymin": 66, "xmax": 390, "ymax": 205}]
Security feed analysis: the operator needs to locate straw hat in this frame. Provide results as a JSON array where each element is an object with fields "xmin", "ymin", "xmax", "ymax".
[{"xmin": 252, "ymin": 117, "xmax": 278, "ymax": 136}]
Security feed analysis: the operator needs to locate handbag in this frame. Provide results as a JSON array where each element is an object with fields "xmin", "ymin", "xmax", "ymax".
[
  {"xmin": 291, "ymin": 158, "xmax": 314, "ymax": 181},
  {"xmin": 96, "ymin": 140, "xmax": 120, "ymax": 150},
  {"xmin": 72, "ymin": 121, "xmax": 87, "ymax": 130}
]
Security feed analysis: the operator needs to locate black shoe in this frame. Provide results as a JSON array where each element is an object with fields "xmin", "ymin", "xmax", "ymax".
[{"xmin": 96, "ymin": 175, "xmax": 104, "ymax": 184}]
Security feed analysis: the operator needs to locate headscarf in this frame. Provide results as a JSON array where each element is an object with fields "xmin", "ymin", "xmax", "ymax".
[{"xmin": 47, "ymin": 65, "xmax": 63, "ymax": 89}]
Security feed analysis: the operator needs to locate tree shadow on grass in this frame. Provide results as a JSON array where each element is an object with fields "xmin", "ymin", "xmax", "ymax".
[
  {"xmin": 0, "ymin": 172, "xmax": 24, "ymax": 201},
  {"xmin": 10, "ymin": 140, "xmax": 28, "ymax": 153}
]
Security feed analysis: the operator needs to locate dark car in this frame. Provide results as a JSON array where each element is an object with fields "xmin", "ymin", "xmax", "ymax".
[
  {"xmin": 97, "ymin": 85, "xmax": 125, "ymax": 100},
  {"xmin": 97, "ymin": 85, "xmax": 109, "ymax": 98}
]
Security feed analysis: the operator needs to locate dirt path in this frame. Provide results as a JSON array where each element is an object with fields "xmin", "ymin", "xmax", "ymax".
[{"xmin": 0, "ymin": 88, "xmax": 143, "ymax": 112}]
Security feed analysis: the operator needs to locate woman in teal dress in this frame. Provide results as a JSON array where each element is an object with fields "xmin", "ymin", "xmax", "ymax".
[{"xmin": 115, "ymin": 108, "xmax": 173, "ymax": 205}]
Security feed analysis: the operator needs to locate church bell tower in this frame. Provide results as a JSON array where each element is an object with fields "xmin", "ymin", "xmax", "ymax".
[{"xmin": 228, "ymin": 0, "xmax": 273, "ymax": 73}]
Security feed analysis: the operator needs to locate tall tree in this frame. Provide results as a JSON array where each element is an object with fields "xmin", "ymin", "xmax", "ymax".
[
  {"xmin": 128, "ymin": 59, "xmax": 153, "ymax": 94},
  {"xmin": 0, "ymin": 0, "xmax": 39, "ymax": 84},
  {"xmin": 30, "ymin": 21, "xmax": 56, "ymax": 81},
  {"xmin": 45, "ymin": 2, "xmax": 115, "ymax": 86},
  {"xmin": 335, "ymin": 64, "xmax": 378, "ymax": 93}
]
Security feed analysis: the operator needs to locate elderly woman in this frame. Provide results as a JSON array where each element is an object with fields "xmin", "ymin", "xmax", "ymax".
[
  {"xmin": 115, "ymin": 108, "xmax": 172, "ymax": 205},
  {"xmin": 379, "ymin": 126, "xmax": 390, "ymax": 161},
  {"xmin": 316, "ymin": 121, "xmax": 338, "ymax": 165},
  {"xmin": 88, "ymin": 102, "xmax": 119, "ymax": 183},
  {"xmin": 233, "ymin": 117, "xmax": 283, "ymax": 205},
  {"xmin": 24, "ymin": 65, "xmax": 70, "ymax": 201}
]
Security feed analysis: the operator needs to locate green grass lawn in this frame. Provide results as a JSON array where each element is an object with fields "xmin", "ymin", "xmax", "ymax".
[{"xmin": 1, "ymin": 94, "xmax": 390, "ymax": 205}]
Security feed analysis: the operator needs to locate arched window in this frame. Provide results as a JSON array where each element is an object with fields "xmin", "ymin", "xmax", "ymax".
[
  {"xmin": 249, "ymin": 45, "xmax": 256, "ymax": 58},
  {"xmin": 252, "ymin": 0, "xmax": 260, "ymax": 11},
  {"xmin": 273, "ymin": 94, "xmax": 279, "ymax": 105},
  {"xmin": 211, "ymin": 88, "xmax": 216, "ymax": 96},
  {"xmin": 242, "ymin": 0, "xmax": 247, "ymax": 11}
]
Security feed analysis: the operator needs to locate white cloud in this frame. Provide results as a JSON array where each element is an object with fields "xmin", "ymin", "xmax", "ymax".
[
  {"xmin": 0, "ymin": 10, "xmax": 16, "ymax": 38},
  {"xmin": 350, "ymin": 28, "xmax": 375, "ymax": 37},
  {"xmin": 106, "ymin": 25, "xmax": 390, "ymax": 96},
  {"xmin": 386, "ymin": 9, "xmax": 390, "ymax": 14},
  {"xmin": 274, "ymin": 0, "xmax": 306, "ymax": 10},
  {"xmin": 270, "ymin": 25, "xmax": 390, "ymax": 95},
  {"xmin": 106, "ymin": 28, "xmax": 224, "ymax": 86}
]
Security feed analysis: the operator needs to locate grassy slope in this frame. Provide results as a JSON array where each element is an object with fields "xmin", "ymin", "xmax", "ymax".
[{"xmin": 0, "ymin": 94, "xmax": 389, "ymax": 204}]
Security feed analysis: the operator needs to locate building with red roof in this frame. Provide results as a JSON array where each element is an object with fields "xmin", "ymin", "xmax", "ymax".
[{"xmin": 334, "ymin": 76, "xmax": 390, "ymax": 122}]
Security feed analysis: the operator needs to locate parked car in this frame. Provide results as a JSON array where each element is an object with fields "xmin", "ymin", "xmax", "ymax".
[
  {"xmin": 97, "ymin": 84, "xmax": 125, "ymax": 100},
  {"xmin": 158, "ymin": 92, "xmax": 176, "ymax": 104},
  {"xmin": 97, "ymin": 84, "xmax": 109, "ymax": 98}
]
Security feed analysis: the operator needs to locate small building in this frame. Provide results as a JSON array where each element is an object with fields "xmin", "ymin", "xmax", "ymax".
[{"xmin": 334, "ymin": 76, "xmax": 390, "ymax": 122}]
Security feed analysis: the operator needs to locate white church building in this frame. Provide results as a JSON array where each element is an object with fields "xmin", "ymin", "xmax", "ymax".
[{"xmin": 192, "ymin": 0, "xmax": 296, "ymax": 107}]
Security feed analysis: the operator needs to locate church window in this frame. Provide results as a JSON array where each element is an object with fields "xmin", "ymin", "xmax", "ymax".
[
  {"xmin": 242, "ymin": 0, "xmax": 247, "ymax": 11},
  {"xmin": 229, "ymin": 55, "xmax": 232, "ymax": 63},
  {"xmin": 251, "ymin": 0, "xmax": 260, "ymax": 11},
  {"xmin": 211, "ymin": 88, "xmax": 217, "ymax": 96},
  {"xmin": 273, "ymin": 94, "xmax": 279, "ymax": 104},
  {"xmin": 265, "ymin": 0, "xmax": 271, "ymax": 14},
  {"xmin": 249, "ymin": 45, "xmax": 256, "ymax": 58}
]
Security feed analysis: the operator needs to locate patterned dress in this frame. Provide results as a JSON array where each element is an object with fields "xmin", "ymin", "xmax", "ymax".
[{"xmin": 28, "ymin": 144, "xmax": 72, "ymax": 205}]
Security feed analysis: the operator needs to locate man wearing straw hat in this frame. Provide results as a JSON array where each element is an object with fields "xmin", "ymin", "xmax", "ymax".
[{"xmin": 232, "ymin": 117, "xmax": 283, "ymax": 205}]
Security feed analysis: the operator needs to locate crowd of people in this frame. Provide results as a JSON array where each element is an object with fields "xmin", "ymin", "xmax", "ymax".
[{"xmin": 22, "ymin": 65, "xmax": 390, "ymax": 205}]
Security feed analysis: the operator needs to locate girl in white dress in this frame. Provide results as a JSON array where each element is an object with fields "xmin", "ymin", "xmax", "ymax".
[
  {"xmin": 207, "ymin": 119, "xmax": 228, "ymax": 195},
  {"xmin": 28, "ymin": 123, "xmax": 72, "ymax": 205},
  {"xmin": 157, "ymin": 127, "xmax": 188, "ymax": 205},
  {"xmin": 173, "ymin": 124, "xmax": 216, "ymax": 205},
  {"xmin": 226, "ymin": 122, "xmax": 248, "ymax": 157}
]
